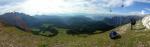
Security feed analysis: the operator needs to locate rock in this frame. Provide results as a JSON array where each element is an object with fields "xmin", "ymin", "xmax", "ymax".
[{"xmin": 142, "ymin": 15, "xmax": 150, "ymax": 29}]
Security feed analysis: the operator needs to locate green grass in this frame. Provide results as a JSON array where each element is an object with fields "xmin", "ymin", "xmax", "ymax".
[{"xmin": 0, "ymin": 21, "xmax": 150, "ymax": 47}]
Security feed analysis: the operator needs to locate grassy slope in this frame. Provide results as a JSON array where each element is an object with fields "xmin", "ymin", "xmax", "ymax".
[{"xmin": 0, "ymin": 20, "xmax": 150, "ymax": 47}]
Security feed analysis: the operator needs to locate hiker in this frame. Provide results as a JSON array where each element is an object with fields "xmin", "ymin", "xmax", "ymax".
[
  {"xmin": 130, "ymin": 17, "xmax": 136, "ymax": 30},
  {"xmin": 109, "ymin": 31, "xmax": 120, "ymax": 39}
]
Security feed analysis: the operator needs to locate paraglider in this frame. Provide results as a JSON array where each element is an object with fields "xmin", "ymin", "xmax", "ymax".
[
  {"xmin": 121, "ymin": 0, "xmax": 125, "ymax": 8},
  {"xmin": 121, "ymin": 4, "xmax": 124, "ymax": 8}
]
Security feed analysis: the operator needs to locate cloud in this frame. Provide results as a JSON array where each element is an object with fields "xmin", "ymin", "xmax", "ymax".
[
  {"xmin": 0, "ymin": 0, "xmax": 25, "ymax": 6},
  {"xmin": 145, "ymin": 8, "xmax": 150, "ymax": 11},
  {"xmin": 93, "ymin": 0, "xmax": 134, "ymax": 7},
  {"xmin": 0, "ymin": 0, "xmax": 26, "ymax": 14},
  {"xmin": 128, "ymin": 10, "xmax": 148, "ymax": 15},
  {"xmin": 0, "ymin": 0, "xmax": 148, "ymax": 15},
  {"xmin": 0, "ymin": 0, "xmax": 109, "ymax": 15}
]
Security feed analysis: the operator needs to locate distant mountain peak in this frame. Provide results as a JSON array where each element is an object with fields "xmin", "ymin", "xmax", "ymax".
[
  {"xmin": 0, "ymin": 12, "xmax": 31, "ymax": 31},
  {"xmin": 2, "ymin": 12, "xmax": 30, "ymax": 16}
]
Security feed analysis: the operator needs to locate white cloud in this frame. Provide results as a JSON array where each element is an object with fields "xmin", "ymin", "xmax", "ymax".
[
  {"xmin": 0, "ymin": 0, "xmax": 109, "ymax": 15},
  {"xmin": 145, "ymin": 8, "xmax": 150, "ymax": 11},
  {"xmin": 0, "ymin": 0, "xmax": 25, "ymax": 6},
  {"xmin": 0, "ymin": 0, "xmax": 149, "ymax": 15},
  {"xmin": 96, "ymin": 0, "xmax": 134, "ymax": 8},
  {"xmin": 124, "ymin": 0, "xmax": 134, "ymax": 7},
  {"xmin": 128, "ymin": 10, "xmax": 148, "ymax": 15}
]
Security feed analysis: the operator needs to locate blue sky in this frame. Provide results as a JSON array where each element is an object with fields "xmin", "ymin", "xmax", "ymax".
[
  {"xmin": 113, "ymin": 1, "xmax": 150, "ymax": 15},
  {"xmin": 0, "ymin": 0, "xmax": 149, "ymax": 16}
]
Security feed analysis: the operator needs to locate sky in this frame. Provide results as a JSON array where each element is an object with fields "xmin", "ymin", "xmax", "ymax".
[{"xmin": 0, "ymin": 0, "xmax": 150, "ymax": 16}]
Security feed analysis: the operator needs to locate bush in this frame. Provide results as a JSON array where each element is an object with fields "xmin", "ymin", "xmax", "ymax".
[{"xmin": 32, "ymin": 24, "xmax": 58, "ymax": 37}]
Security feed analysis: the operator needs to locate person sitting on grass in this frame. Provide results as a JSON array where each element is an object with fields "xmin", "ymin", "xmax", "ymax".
[{"xmin": 109, "ymin": 31, "xmax": 121, "ymax": 39}]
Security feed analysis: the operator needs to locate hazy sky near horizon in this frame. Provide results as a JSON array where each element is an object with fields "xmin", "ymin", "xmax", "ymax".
[{"xmin": 0, "ymin": 0, "xmax": 150, "ymax": 15}]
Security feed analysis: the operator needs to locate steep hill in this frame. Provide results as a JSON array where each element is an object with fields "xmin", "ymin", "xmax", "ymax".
[{"xmin": 0, "ymin": 12, "xmax": 31, "ymax": 31}]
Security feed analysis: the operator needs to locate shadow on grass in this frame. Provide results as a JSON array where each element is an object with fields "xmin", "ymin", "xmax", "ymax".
[
  {"xmin": 132, "ymin": 27, "xmax": 146, "ymax": 30},
  {"xmin": 110, "ymin": 35, "xmax": 121, "ymax": 40}
]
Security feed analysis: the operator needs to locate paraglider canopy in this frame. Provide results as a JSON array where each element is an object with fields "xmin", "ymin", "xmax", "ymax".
[
  {"xmin": 121, "ymin": 0, "xmax": 125, "ymax": 8},
  {"xmin": 108, "ymin": 0, "xmax": 125, "ymax": 13}
]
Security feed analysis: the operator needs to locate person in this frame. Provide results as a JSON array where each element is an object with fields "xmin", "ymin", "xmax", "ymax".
[{"xmin": 130, "ymin": 17, "xmax": 136, "ymax": 30}]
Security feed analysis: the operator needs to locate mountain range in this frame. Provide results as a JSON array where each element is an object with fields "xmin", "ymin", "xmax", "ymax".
[{"xmin": 0, "ymin": 12, "xmax": 144, "ymax": 31}]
